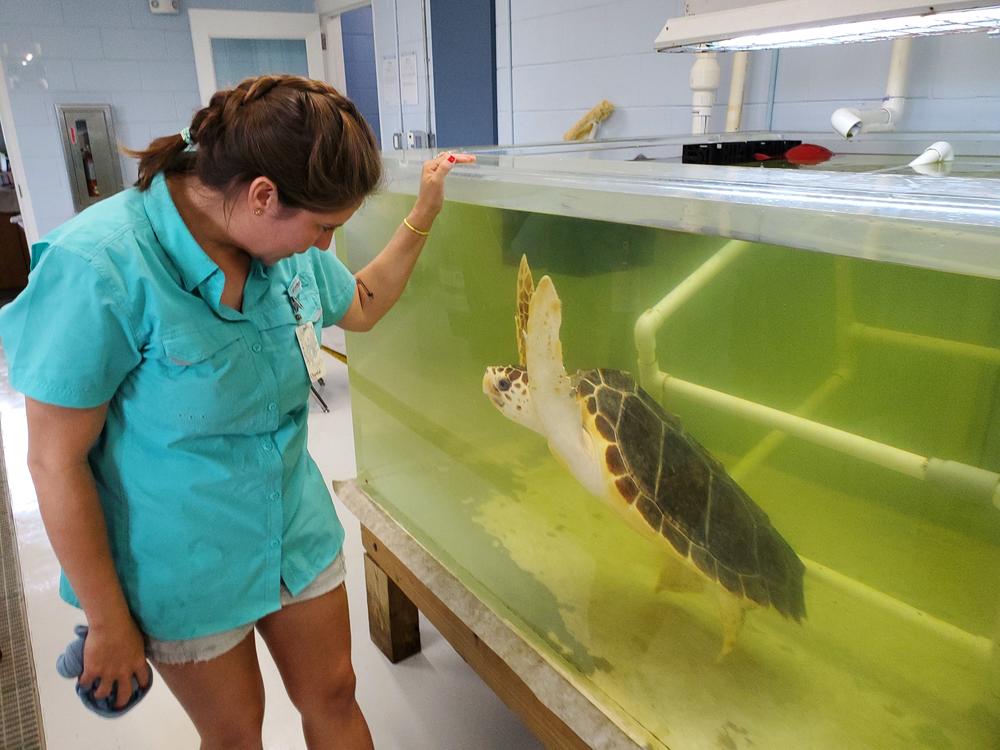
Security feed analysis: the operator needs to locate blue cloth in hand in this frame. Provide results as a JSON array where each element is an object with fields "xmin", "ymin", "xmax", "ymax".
[{"xmin": 56, "ymin": 624, "xmax": 153, "ymax": 718}]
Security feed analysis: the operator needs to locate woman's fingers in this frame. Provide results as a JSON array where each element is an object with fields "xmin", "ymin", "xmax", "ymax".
[
  {"xmin": 113, "ymin": 673, "xmax": 135, "ymax": 709},
  {"xmin": 78, "ymin": 619, "xmax": 150, "ymax": 708},
  {"xmin": 428, "ymin": 151, "xmax": 476, "ymax": 172},
  {"xmin": 410, "ymin": 151, "xmax": 476, "ymax": 226}
]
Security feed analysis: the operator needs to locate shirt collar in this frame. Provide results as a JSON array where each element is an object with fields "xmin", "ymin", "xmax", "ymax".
[{"xmin": 143, "ymin": 172, "xmax": 219, "ymax": 292}]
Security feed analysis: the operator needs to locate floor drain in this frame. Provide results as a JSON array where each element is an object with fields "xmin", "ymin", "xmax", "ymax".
[{"xmin": 0, "ymin": 419, "xmax": 45, "ymax": 749}]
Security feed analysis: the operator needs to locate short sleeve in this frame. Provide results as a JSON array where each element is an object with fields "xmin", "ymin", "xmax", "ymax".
[
  {"xmin": 0, "ymin": 248, "xmax": 141, "ymax": 408},
  {"xmin": 311, "ymin": 243, "xmax": 356, "ymax": 327}
]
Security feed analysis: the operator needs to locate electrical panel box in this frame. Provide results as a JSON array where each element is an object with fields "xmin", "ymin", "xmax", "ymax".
[{"xmin": 55, "ymin": 104, "xmax": 125, "ymax": 213}]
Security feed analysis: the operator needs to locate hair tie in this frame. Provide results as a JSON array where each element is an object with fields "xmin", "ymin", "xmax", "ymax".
[{"xmin": 179, "ymin": 127, "xmax": 193, "ymax": 146}]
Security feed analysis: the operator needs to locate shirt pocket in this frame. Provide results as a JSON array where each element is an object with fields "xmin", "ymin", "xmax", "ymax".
[
  {"xmin": 258, "ymin": 289, "xmax": 323, "ymax": 409},
  {"xmin": 260, "ymin": 288, "xmax": 323, "ymax": 331},
  {"xmin": 151, "ymin": 322, "xmax": 261, "ymax": 435},
  {"xmin": 301, "ymin": 290, "xmax": 324, "ymax": 339}
]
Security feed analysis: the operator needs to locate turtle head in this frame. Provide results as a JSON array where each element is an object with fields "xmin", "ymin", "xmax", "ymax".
[{"xmin": 482, "ymin": 365, "xmax": 544, "ymax": 434}]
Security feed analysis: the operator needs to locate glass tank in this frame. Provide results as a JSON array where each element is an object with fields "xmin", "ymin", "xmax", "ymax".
[{"xmin": 338, "ymin": 135, "xmax": 1000, "ymax": 749}]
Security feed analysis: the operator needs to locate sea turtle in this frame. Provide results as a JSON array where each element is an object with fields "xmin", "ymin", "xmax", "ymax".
[{"xmin": 482, "ymin": 256, "xmax": 805, "ymax": 657}]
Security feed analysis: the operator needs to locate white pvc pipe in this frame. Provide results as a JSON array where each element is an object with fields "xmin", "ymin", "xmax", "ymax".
[
  {"xmin": 634, "ymin": 237, "xmax": 1000, "ymax": 506},
  {"xmin": 803, "ymin": 556, "xmax": 992, "ymax": 658},
  {"xmin": 632, "ymin": 237, "xmax": 1000, "ymax": 654},
  {"xmin": 725, "ymin": 51, "xmax": 750, "ymax": 133},
  {"xmin": 884, "ymin": 36, "xmax": 912, "ymax": 103},
  {"xmin": 852, "ymin": 322, "xmax": 1000, "ymax": 365},
  {"xmin": 689, "ymin": 52, "xmax": 721, "ymax": 135},
  {"xmin": 635, "ymin": 240, "xmax": 751, "ymax": 389},
  {"xmin": 830, "ymin": 37, "xmax": 912, "ymax": 138},
  {"xmin": 648, "ymin": 370, "xmax": 998, "ymax": 655},
  {"xmin": 729, "ymin": 368, "xmax": 851, "ymax": 482},
  {"xmin": 655, "ymin": 371, "xmax": 929, "ymax": 478}
]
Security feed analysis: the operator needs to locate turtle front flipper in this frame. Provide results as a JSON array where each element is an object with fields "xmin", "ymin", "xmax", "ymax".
[
  {"xmin": 526, "ymin": 276, "xmax": 606, "ymax": 498},
  {"xmin": 516, "ymin": 255, "xmax": 534, "ymax": 366}
]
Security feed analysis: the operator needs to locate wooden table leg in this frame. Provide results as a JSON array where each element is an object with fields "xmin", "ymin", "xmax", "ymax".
[
  {"xmin": 363, "ymin": 532, "xmax": 422, "ymax": 663},
  {"xmin": 359, "ymin": 524, "xmax": 591, "ymax": 749}
]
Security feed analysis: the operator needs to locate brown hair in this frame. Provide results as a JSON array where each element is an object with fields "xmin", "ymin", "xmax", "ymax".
[{"xmin": 125, "ymin": 75, "xmax": 382, "ymax": 212}]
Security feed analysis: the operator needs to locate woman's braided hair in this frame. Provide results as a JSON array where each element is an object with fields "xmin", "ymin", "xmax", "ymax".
[{"xmin": 125, "ymin": 74, "xmax": 382, "ymax": 212}]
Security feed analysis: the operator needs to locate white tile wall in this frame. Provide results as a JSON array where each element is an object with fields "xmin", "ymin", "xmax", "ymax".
[
  {"xmin": 1, "ymin": 0, "xmax": 315, "ymax": 237},
  {"xmin": 72, "ymin": 60, "xmax": 145, "ymax": 91},
  {"xmin": 498, "ymin": 0, "xmax": 1000, "ymax": 144},
  {"xmin": 60, "ymin": 0, "xmax": 136, "ymax": 29},
  {"xmin": 0, "ymin": 0, "xmax": 64, "ymax": 26},
  {"xmin": 7, "ymin": 0, "xmax": 1000, "ymax": 231},
  {"xmin": 100, "ymin": 28, "xmax": 170, "ymax": 61}
]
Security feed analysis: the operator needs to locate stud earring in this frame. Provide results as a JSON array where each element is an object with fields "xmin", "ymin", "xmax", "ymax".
[{"xmin": 253, "ymin": 208, "xmax": 264, "ymax": 216}]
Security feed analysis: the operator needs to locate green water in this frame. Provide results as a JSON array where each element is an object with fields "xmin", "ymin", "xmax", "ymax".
[{"xmin": 340, "ymin": 195, "xmax": 1000, "ymax": 749}]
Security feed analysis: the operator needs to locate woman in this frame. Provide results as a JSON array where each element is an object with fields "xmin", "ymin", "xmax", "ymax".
[{"xmin": 0, "ymin": 74, "xmax": 472, "ymax": 749}]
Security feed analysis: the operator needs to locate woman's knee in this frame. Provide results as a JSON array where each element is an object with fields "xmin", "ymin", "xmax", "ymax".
[
  {"xmin": 198, "ymin": 691, "xmax": 265, "ymax": 749},
  {"xmin": 289, "ymin": 659, "xmax": 358, "ymax": 716}
]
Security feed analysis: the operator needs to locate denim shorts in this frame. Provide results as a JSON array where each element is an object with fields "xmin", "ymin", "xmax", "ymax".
[{"xmin": 145, "ymin": 552, "xmax": 346, "ymax": 665}]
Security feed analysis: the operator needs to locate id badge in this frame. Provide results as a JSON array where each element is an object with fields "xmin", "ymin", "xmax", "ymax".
[{"xmin": 295, "ymin": 323, "xmax": 325, "ymax": 383}]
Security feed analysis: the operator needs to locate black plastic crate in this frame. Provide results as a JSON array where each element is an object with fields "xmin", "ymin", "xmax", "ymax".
[{"xmin": 682, "ymin": 139, "xmax": 802, "ymax": 165}]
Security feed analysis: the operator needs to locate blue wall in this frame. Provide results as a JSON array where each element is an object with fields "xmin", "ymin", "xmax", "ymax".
[
  {"xmin": 0, "ymin": 0, "xmax": 315, "ymax": 237},
  {"xmin": 429, "ymin": 0, "xmax": 497, "ymax": 149},
  {"xmin": 340, "ymin": 5, "xmax": 381, "ymax": 147}
]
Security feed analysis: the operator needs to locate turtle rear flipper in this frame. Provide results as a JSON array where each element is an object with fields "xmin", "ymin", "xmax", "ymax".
[
  {"xmin": 655, "ymin": 555, "xmax": 706, "ymax": 594},
  {"xmin": 717, "ymin": 588, "xmax": 753, "ymax": 661}
]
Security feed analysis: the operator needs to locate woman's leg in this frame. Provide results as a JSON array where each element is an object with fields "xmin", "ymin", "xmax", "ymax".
[
  {"xmin": 152, "ymin": 630, "xmax": 266, "ymax": 750},
  {"xmin": 256, "ymin": 583, "xmax": 374, "ymax": 750}
]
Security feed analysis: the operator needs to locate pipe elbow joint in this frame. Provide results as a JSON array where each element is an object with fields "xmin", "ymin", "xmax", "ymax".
[{"xmin": 831, "ymin": 107, "xmax": 863, "ymax": 139}]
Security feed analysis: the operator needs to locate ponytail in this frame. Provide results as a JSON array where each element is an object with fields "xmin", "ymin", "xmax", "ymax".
[{"xmin": 123, "ymin": 132, "xmax": 192, "ymax": 191}]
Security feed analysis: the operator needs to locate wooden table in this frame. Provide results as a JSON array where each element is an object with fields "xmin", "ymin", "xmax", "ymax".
[{"xmin": 334, "ymin": 480, "xmax": 646, "ymax": 750}]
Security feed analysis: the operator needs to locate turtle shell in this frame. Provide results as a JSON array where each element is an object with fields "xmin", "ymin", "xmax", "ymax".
[{"xmin": 576, "ymin": 368, "xmax": 806, "ymax": 622}]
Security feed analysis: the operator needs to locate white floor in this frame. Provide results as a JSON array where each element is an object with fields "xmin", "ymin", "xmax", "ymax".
[{"xmin": 1, "ymin": 328, "xmax": 542, "ymax": 750}]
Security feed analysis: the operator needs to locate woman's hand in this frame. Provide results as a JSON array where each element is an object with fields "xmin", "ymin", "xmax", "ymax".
[
  {"xmin": 407, "ymin": 151, "xmax": 476, "ymax": 232},
  {"xmin": 81, "ymin": 613, "xmax": 152, "ymax": 709}
]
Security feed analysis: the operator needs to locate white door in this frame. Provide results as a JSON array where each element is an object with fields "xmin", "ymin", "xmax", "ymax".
[
  {"xmin": 189, "ymin": 9, "xmax": 326, "ymax": 106},
  {"xmin": 0, "ymin": 58, "xmax": 39, "ymax": 245},
  {"xmin": 371, "ymin": 0, "xmax": 434, "ymax": 151}
]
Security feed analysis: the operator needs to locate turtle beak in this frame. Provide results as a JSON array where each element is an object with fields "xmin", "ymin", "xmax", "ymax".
[{"xmin": 482, "ymin": 371, "xmax": 504, "ymax": 408}]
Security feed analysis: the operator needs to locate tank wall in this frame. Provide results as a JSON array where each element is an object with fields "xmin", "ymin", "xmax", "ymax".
[{"xmin": 339, "ymin": 193, "xmax": 1000, "ymax": 749}]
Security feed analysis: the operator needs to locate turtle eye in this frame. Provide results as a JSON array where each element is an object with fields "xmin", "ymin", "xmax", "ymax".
[{"xmin": 497, "ymin": 377, "xmax": 511, "ymax": 392}]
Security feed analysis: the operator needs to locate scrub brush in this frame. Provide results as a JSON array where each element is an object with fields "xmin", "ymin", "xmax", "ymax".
[{"xmin": 563, "ymin": 100, "xmax": 615, "ymax": 141}]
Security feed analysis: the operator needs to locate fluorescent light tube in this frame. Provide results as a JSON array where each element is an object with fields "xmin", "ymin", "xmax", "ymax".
[{"xmin": 656, "ymin": 0, "xmax": 1000, "ymax": 51}]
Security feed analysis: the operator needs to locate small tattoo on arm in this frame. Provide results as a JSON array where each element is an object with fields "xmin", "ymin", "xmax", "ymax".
[{"xmin": 356, "ymin": 277, "xmax": 374, "ymax": 309}]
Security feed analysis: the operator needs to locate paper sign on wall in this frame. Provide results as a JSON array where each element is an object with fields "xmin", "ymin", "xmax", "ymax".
[
  {"xmin": 400, "ymin": 52, "xmax": 419, "ymax": 106},
  {"xmin": 381, "ymin": 57, "xmax": 399, "ymax": 108}
]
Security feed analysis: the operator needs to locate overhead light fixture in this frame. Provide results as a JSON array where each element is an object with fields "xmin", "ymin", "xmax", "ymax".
[{"xmin": 656, "ymin": 0, "xmax": 1000, "ymax": 51}]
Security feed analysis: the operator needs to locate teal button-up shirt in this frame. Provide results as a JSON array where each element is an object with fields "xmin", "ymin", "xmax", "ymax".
[{"xmin": 0, "ymin": 173, "xmax": 356, "ymax": 640}]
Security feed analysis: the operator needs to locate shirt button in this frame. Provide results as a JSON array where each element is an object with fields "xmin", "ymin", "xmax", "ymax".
[
  {"xmin": 267, "ymin": 402, "xmax": 277, "ymax": 412},
  {"xmin": 262, "ymin": 441, "xmax": 273, "ymax": 451},
  {"xmin": 252, "ymin": 343, "xmax": 262, "ymax": 353},
  {"xmin": 270, "ymin": 539, "xmax": 280, "ymax": 549},
  {"xmin": 269, "ymin": 491, "xmax": 280, "ymax": 501}
]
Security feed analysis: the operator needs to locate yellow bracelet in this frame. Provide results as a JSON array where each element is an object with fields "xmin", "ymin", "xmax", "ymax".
[{"xmin": 402, "ymin": 217, "xmax": 430, "ymax": 237}]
